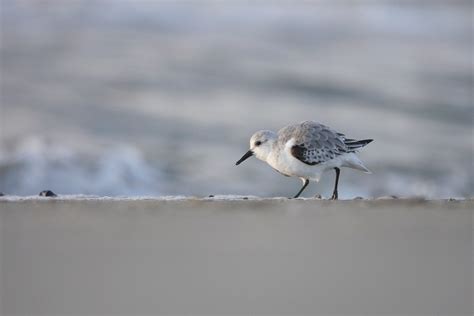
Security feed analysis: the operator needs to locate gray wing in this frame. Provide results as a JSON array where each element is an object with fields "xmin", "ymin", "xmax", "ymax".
[{"xmin": 279, "ymin": 121, "xmax": 349, "ymax": 166}]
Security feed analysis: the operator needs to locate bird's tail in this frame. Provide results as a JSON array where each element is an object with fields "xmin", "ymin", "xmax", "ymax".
[
  {"xmin": 344, "ymin": 153, "xmax": 372, "ymax": 174},
  {"xmin": 342, "ymin": 139, "xmax": 373, "ymax": 173}
]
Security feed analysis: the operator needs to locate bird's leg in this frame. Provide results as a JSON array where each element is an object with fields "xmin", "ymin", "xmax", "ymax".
[
  {"xmin": 330, "ymin": 168, "xmax": 340, "ymax": 200},
  {"xmin": 293, "ymin": 179, "xmax": 309, "ymax": 198}
]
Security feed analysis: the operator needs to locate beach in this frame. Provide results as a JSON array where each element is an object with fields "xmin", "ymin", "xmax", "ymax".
[
  {"xmin": 1, "ymin": 198, "xmax": 472, "ymax": 315},
  {"xmin": 1, "ymin": 2, "xmax": 472, "ymax": 314}
]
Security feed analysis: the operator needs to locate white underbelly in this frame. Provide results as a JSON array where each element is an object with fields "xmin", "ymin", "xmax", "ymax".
[
  {"xmin": 268, "ymin": 152, "xmax": 325, "ymax": 181},
  {"xmin": 268, "ymin": 150, "xmax": 356, "ymax": 181}
]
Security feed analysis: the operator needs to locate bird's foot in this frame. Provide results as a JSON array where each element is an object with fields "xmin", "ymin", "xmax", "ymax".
[{"xmin": 330, "ymin": 193, "xmax": 338, "ymax": 200}]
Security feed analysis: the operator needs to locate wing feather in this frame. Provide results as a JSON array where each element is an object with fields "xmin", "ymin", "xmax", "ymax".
[{"xmin": 281, "ymin": 121, "xmax": 350, "ymax": 166}]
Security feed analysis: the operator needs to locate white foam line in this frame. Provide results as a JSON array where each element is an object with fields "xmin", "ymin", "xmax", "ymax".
[
  {"xmin": 0, "ymin": 195, "xmax": 301, "ymax": 202},
  {"xmin": 0, "ymin": 195, "xmax": 465, "ymax": 202}
]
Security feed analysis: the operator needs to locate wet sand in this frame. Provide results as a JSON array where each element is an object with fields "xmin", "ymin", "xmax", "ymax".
[{"xmin": 0, "ymin": 199, "xmax": 472, "ymax": 315}]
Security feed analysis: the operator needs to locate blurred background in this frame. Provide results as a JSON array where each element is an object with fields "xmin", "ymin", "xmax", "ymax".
[{"xmin": 0, "ymin": 0, "xmax": 472, "ymax": 198}]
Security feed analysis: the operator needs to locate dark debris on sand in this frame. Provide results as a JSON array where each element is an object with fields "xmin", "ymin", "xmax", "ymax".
[{"xmin": 39, "ymin": 190, "xmax": 57, "ymax": 197}]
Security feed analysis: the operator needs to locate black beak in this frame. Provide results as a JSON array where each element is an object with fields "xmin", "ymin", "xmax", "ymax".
[{"xmin": 236, "ymin": 150, "xmax": 254, "ymax": 165}]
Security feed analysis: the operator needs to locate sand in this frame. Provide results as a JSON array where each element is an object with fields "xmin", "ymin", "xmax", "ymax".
[{"xmin": 0, "ymin": 198, "xmax": 472, "ymax": 315}]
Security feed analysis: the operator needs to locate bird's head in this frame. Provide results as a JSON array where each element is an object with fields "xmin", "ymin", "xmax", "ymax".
[{"xmin": 236, "ymin": 130, "xmax": 277, "ymax": 165}]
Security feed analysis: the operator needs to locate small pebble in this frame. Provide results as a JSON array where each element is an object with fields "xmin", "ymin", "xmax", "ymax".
[
  {"xmin": 208, "ymin": 195, "xmax": 214, "ymax": 198},
  {"xmin": 39, "ymin": 190, "xmax": 57, "ymax": 197},
  {"xmin": 376, "ymin": 195, "xmax": 399, "ymax": 200},
  {"xmin": 314, "ymin": 194, "xmax": 322, "ymax": 199},
  {"xmin": 353, "ymin": 196, "xmax": 364, "ymax": 200},
  {"xmin": 448, "ymin": 198, "xmax": 456, "ymax": 202},
  {"xmin": 0, "ymin": 192, "xmax": 4, "ymax": 196},
  {"xmin": 242, "ymin": 197, "xmax": 249, "ymax": 200}
]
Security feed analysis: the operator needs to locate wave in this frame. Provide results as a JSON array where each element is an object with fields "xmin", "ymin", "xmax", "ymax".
[
  {"xmin": 0, "ymin": 137, "xmax": 471, "ymax": 199},
  {"xmin": 0, "ymin": 137, "xmax": 163, "ymax": 196}
]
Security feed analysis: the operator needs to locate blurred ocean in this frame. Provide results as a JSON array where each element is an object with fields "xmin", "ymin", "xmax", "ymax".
[{"xmin": 0, "ymin": 1, "xmax": 472, "ymax": 198}]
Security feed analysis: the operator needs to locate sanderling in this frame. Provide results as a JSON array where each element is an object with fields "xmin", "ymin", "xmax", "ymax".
[{"xmin": 236, "ymin": 121, "xmax": 373, "ymax": 199}]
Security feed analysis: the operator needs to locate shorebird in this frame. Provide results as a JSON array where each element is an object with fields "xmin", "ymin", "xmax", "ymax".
[{"xmin": 236, "ymin": 121, "xmax": 373, "ymax": 199}]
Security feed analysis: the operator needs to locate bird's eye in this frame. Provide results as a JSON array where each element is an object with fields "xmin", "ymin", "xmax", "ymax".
[{"xmin": 255, "ymin": 141, "xmax": 262, "ymax": 146}]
